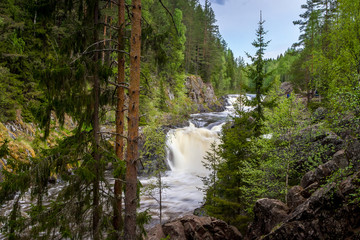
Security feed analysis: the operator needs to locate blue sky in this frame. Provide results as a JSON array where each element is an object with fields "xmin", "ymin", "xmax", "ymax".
[{"xmin": 198, "ymin": 0, "xmax": 306, "ymax": 62}]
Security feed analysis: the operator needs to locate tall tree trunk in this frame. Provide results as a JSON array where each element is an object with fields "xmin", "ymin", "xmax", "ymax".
[
  {"xmin": 92, "ymin": 1, "xmax": 101, "ymax": 239},
  {"xmin": 102, "ymin": 15, "xmax": 108, "ymax": 64},
  {"xmin": 124, "ymin": 0, "xmax": 141, "ymax": 239},
  {"xmin": 113, "ymin": 0, "xmax": 125, "ymax": 236}
]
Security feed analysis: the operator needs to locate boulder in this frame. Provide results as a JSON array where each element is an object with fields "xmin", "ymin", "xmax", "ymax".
[
  {"xmin": 246, "ymin": 198, "xmax": 289, "ymax": 240},
  {"xmin": 287, "ymin": 186, "xmax": 306, "ymax": 210},
  {"xmin": 300, "ymin": 170, "xmax": 317, "ymax": 189},
  {"xmin": 262, "ymin": 172, "xmax": 360, "ymax": 240},
  {"xmin": 300, "ymin": 182, "xmax": 320, "ymax": 198},
  {"xmin": 146, "ymin": 215, "xmax": 242, "ymax": 240},
  {"xmin": 311, "ymin": 107, "xmax": 327, "ymax": 122},
  {"xmin": 345, "ymin": 138, "xmax": 360, "ymax": 169},
  {"xmin": 146, "ymin": 225, "xmax": 166, "ymax": 240},
  {"xmin": 300, "ymin": 149, "xmax": 349, "ymax": 188},
  {"xmin": 332, "ymin": 149, "xmax": 348, "ymax": 168},
  {"xmin": 162, "ymin": 221, "xmax": 187, "ymax": 240}
]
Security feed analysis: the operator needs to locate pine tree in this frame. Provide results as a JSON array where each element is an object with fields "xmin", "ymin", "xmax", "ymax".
[
  {"xmin": 113, "ymin": 0, "xmax": 126, "ymax": 236},
  {"xmin": 124, "ymin": 0, "xmax": 142, "ymax": 239}
]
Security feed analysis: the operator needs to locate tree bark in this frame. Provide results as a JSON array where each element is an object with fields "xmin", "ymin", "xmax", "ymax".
[
  {"xmin": 102, "ymin": 14, "xmax": 107, "ymax": 64},
  {"xmin": 113, "ymin": 0, "xmax": 125, "ymax": 237},
  {"xmin": 124, "ymin": 0, "xmax": 141, "ymax": 239},
  {"xmin": 92, "ymin": 1, "xmax": 101, "ymax": 239}
]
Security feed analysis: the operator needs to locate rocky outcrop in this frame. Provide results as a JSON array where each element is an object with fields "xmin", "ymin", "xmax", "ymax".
[
  {"xmin": 246, "ymin": 172, "xmax": 360, "ymax": 240},
  {"xmin": 0, "ymin": 111, "xmax": 75, "ymax": 182},
  {"xmin": 301, "ymin": 149, "xmax": 349, "ymax": 188},
  {"xmin": 279, "ymin": 82, "xmax": 293, "ymax": 95},
  {"xmin": 245, "ymin": 146, "xmax": 360, "ymax": 240},
  {"xmin": 146, "ymin": 215, "xmax": 242, "ymax": 240},
  {"xmin": 246, "ymin": 199, "xmax": 290, "ymax": 240},
  {"xmin": 346, "ymin": 138, "xmax": 360, "ymax": 169},
  {"xmin": 287, "ymin": 186, "xmax": 306, "ymax": 210},
  {"xmin": 262, "ymin": 172, "xmax": 360, "ymax": 240},
  {"xmin": 185, "ymin": 75, "xmax": 224, "ymax": 112}
]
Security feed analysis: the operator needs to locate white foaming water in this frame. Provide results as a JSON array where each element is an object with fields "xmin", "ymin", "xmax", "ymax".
[
  {"xmin": 0, "ymin": 94, "xmax": 248, "ymax": 236},
  {"xmin": 140, "ymin": 94, "xmax": 243, "ymax": 225},
  {"xmin": 166, "ymin": 122, "xmax": 221, "ymax": 174},
  {"xmin": 140, "ymin": 123, "xmax": 222, "ymax": 225}
]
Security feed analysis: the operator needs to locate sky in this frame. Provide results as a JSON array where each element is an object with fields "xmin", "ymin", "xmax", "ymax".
[{"xmin": 198, "ymin": 0, "xmax": 306, "ymax": 62}]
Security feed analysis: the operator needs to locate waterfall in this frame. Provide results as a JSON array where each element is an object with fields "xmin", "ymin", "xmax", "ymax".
[
  {"xmin": 0, "ymin": 94, "xmax": 244, "ymax": 235},
  {"xmin": 166, "ymin": 123, "xmax": 221, "ymax": 175},
  {"xmin": 140, "ymin": 94, "xmax": 244, "ymax": 226}
]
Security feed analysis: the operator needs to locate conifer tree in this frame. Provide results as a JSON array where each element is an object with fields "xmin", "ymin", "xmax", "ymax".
[
  {"xmin": 113, "ymin": 0, "xmax": 126, "ymax": 235},
  {"xmin": 202, "ymin": 12, "xmax": 273, "ymax": 232},
  {"xmin": 124, "ymin": 0, "xmax": 141, "ymax": 239},
  {"xmin": 246, "ymin": 11, "xmax": 273, "ymax": 137}
]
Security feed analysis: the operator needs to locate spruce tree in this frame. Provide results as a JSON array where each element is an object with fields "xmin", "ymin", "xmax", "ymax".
[
  {"xmin": 246, "ymin": 11, "xmax": 273, "ymax": 137},
  {"xmin": 202, "ymin": 12, "xmax": 273, "ymax": 232}
]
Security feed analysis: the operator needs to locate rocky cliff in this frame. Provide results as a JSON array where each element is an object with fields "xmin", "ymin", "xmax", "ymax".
[{"xmin": 185, "ymin": 75, "xmax": 224, "ymax": 112}]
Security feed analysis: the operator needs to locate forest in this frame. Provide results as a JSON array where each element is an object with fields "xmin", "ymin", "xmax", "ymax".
[{"xmin": 0, "ymin": 0, "xmax": 360, "ymax": 239}]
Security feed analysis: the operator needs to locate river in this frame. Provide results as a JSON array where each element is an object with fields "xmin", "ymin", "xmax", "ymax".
[
  {"xmin": 139, "ymin": 94, "xmax": 254, "ymax": 226},
  {"xmin": 0, "ymin": 94, "xmax": 253, "ymax": 237}
]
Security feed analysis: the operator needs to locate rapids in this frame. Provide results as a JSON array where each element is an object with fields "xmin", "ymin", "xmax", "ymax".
[
  {"xmin": 0, "ymin": 94, "xmax": 253, "ymax": 237},
  {"xmin": 139, "ymin": 94, "xmax": 253, "ymax": 225}
]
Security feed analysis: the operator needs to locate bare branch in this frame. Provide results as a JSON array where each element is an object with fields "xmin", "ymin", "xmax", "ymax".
[
  {"xmin": 84, "ymin": 49, "xmax": 130, "ymax": 55},
  {"xmin": 158, "ymin": 0, "xmax": 179, "ymax": 36},
  {"xmin": 98, "ymin": 22, "xmax": 119, "ymax": 30},
  {"xmin": 108, "ymin": 81, "xmax": 129, "ymax": 89},
  {"xmin": 98, "ymin": 132, "xmax": 128, "ymax": 139},
  {"xmin": 69, "ymin": 39, "xmax": 129, "ymax": 64}
]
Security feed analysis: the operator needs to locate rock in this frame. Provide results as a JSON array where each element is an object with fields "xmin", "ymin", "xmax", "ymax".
[
  {"xmin": 301, "ymin": 182, "xmax": 320, "ymax": 198},
  {"xmin": 280, "ymin": 82, "xmax": 293, "ymax": 95},
  {"xmin": 300, "ymin": 170, "xmax": 317, "ymax": 189},
  {"xmin": 314, "ymin": 160, "xmax": 338, "ymax": 179},
  {"xmin": 162, "ymin": 221, "xmax": 187, "ymax": 240},
  {"xmin": 185, "ymin": 75, "xmax": 224, "ymax": 112},
  {"xmin": 246, "ymin": 198, "xmax": 289, "ymax": 240},
  {"xmin": 311, "ymin": 107, "xmax": 327, "ymax": 122},
  {"xmin": 287, "ymin": 186, "xmax": 306, "ymax": 210},
  {"xmin": 146, "ymin": 215, "xmax": 242, "ymax": 240},
  {"xmin": 146, "ymin": 225, "xmax": 166, "ymax": 240},
  {"xmin": 300, "ymin": 149, "xmax": 349, "ymax": 188},
  {"xmin": 332, "ymin": 149, "xmax": 348, "ymax": 168},
  {"xmin": 345, "ymin": 138, "xmax": 360, "ymax": 168},
  {"xmin": 262, "ymin": 172, "xmax": 360, "ymax": 240}
]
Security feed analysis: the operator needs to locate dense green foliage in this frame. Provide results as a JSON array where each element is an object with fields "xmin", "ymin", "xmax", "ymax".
[
  {"xmin": 0, "ymin": 0, "xmax": 243, "ymax": 124},
  {"xmin": 201, "ymin": 0, "xmax": 360, "ymax": 235},
  {"xmin": 1, "ymin": 0, "xmax": 360, "ymax": 238},
  {"xmin": 0, "ymin": 0, "xmax": 243, "ymax": 238},
  {"xmin": 202, "ymin": 15, "xmax": 273, "ymax": 231}
]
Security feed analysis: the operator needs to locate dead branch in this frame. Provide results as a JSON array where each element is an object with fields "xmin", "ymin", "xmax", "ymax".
[
  {"xmin": 108, "ymin": 81, "xmax": 129, "ymax": 88},
  {"xmin": 158, "ymin": 0, "xmax": 179, "ymax": 36}
]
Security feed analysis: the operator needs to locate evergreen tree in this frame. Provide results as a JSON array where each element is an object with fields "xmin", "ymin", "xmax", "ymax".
[
  {"xmin": 113, "ymin": 0, "xmax": 126, "ymax": 236},
  {"xmin": 202, "ymin": 12, "xmax": 274, "ymax": 232},
  {"xmin": 245, "ymin": 11, "xmax": 273, "ymax": 137},
  {"xmin": 124, "ymin": 0, "xmax": 142, "ymax": 239},
  {"xmin": 292, "ymin": 0, "xmax": 322, "ymax": 103}
]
